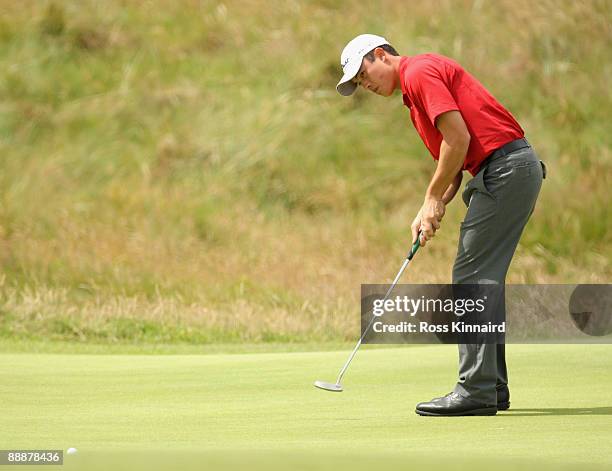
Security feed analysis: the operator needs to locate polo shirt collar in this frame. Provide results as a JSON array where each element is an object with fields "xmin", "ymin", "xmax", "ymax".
[{"xmin": 399, "ymin": 56, "xmax": 412, "ymax": 107}]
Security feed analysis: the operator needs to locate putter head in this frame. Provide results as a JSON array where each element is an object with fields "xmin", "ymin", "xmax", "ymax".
[{"xmin": 314, "ymin": 380, "xmax": 343, "ymax": 392}]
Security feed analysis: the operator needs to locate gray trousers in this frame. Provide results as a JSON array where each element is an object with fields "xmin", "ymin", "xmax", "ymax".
[{"xmin": 452, "ymin": 145, "xmax": 544, "ymax": 405}]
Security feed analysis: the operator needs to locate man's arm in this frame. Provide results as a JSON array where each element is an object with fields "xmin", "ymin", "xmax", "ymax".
[
  {"xmin": 442, "ymin": 171, "xmax": 463, "ymax": 205},
  {"xmin": 411, "ymin": 111, "xmax": 470, "ymax": 246}
]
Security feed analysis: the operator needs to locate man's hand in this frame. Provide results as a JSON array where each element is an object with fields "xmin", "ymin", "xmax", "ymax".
[{"xmin": 412, "ymin": 197, "xmax": 446, "ymax": 247}]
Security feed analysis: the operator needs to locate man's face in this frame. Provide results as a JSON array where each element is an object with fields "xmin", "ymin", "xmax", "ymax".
[{"xmin": 352, "ymin": 49, "xmax": 396, "ymax": 97}]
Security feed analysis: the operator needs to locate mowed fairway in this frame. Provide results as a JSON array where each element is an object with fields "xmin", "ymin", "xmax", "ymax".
[{"xmin": 1, "ymin": 344, "xmax": 611, "ymax": 470}]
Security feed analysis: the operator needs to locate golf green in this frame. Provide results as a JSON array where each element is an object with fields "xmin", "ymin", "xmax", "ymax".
[{"xmin": 1, "ymin": 344, "xmax": 611, "ymax": 470}]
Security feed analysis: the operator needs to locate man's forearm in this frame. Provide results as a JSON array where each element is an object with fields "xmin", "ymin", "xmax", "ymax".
[
  {"xmin": 425, "ymin": 139, "xmax": 468, "ymax": 200},
  {"xmin": 415, "ymin": 110, "xmax": 471, "ymax": 247},
  {"xmin": 441, "ymin": 171, "xmax": 463, "ymax": 205}
]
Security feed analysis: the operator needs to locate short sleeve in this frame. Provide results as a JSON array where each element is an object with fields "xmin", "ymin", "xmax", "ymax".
[{"xmin": 409, "ymin": 63, "xmax": 459, "ymax": 127}]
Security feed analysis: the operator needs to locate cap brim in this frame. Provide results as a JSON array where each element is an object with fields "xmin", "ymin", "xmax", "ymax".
[
  {"xmin": 336, "ymin": 79, "xmax": 357, "ymax": 96},
  {"xmin": 336, "ymin": 60, "xmax": 361, "ymax": 96}
]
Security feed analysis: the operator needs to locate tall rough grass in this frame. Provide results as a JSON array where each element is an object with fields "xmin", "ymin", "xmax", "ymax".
[{"xmin": 0, "ymin": 0, "xmax": 610, "ymax": 343}]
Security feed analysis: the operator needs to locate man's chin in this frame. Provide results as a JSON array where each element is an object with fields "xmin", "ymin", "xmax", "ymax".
[{"xmin": 370, "ymin": 87, "xmax": 393, "ymax": 97}]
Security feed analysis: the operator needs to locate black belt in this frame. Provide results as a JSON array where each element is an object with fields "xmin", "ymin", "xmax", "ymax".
[
  {"xmin": 487, "ymin": 138, "xmax": 530, "ymax": 161},
  {"xmin": 479, "ymin": 137, "xmax": 546, "ymax": 179}
]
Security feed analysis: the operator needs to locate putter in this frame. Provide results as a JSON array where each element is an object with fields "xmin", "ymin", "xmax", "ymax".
[{"xmin": 314, "ymin": 234, "xmax": 421, "ymax": 392}]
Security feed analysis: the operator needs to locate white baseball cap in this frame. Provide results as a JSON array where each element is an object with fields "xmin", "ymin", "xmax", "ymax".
[{"xmin": 336, "ymin": 34, "xmax": 390, "ymax": 96}]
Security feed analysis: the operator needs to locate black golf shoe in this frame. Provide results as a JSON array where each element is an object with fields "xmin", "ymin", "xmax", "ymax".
[
  {"xmin": 415, "ymin": 392, "xmax": 497, "ymax": 416},
  {"xmin": 427, "ymin": 387, "xmax": 510, "ymax": 412},
  {"xmin": 496, "ymin": 385, "xmax": 510, "ymax": 411}
]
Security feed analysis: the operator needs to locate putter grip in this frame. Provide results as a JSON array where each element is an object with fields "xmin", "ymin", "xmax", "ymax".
[{"xmin": 407, "ymin": 233, "xmax": 421, "ymax": 260}]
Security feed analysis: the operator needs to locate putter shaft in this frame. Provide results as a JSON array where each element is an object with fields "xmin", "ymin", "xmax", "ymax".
[{"xmin": 334, "ymin": 237, "xmax": 421, "ymax": 385}]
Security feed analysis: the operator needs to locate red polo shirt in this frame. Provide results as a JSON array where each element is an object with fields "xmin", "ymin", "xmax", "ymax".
[{"xmin": 399, "ymin": 54, "xmax": 524, "ymax": 176}]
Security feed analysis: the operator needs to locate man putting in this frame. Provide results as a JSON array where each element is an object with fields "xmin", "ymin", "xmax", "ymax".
[{"xmin": 336, "ymin": 34, "xmax": 544, "ymax": 416}]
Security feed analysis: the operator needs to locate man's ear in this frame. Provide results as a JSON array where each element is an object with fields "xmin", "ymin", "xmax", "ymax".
[{"xmin": 375, "ymin": 47, "xmax": 385, "ymax": 61}]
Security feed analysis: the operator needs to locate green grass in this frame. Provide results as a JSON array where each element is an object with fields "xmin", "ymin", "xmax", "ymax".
[
  {"xmin": 0, "ymin": 0, "xmax": 610, "ymax": 343},
  {"xmin": 1, "ymin": 344, "xmax": 611, "ymax": 470}
]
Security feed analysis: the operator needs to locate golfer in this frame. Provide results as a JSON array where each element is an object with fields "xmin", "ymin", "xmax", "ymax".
[{"xmin": 336, "ymin": 34, "xmax": 545, "ymax": 416}]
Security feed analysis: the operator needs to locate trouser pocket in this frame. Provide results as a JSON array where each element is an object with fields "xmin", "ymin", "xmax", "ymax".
[
  {"xmin": 540, "ymin": 160, "xmax": 547, "ymax": 179},
  {"xmin": 462, "ymin": 169, "xmax": 494, "ymax": 208}
]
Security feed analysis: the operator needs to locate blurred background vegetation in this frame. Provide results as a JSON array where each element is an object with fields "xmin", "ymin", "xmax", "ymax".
[{"xmin": 0, "ymin": 0, "xmax": 610, "ymax": 344}]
